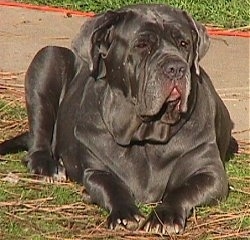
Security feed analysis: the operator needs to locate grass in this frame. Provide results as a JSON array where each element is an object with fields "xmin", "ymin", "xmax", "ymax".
[
  {"xmin": 17, "ymin": 0, "xmax": 250, "ymax": 28},
  {"xmin": 0, "ymin": 99, "xmax": 27, "ymax": 140},
  {"xmin": 0, "ymin": 99, "xmax": 249, "ymax": 239}
]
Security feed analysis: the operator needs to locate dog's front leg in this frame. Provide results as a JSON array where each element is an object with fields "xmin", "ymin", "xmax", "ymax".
[
  {"xmin": 24, "ymin": 46, "xmax": 76, "ymax": 176},
  {"xmin": 142, "ymin": 163, "xmax": 228, "ymax": 235},
  {"xmin": 83, "ymin": 168, "xmax": 143, "ymax": 230}
]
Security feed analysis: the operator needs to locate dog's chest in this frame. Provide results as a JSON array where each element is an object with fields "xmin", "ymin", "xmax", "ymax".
[{"xmin": 109, "ymin": 144, "xmax": 177, "ymax": 203}]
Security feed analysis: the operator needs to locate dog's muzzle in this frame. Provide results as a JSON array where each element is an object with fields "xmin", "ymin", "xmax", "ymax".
[
  {"xmin": 162, "ymin": 58, "xmax": 187, "ymax": 81},
  {"xmin": 137, "ymin": 56, "xmax": 190, "ymax": 123}
]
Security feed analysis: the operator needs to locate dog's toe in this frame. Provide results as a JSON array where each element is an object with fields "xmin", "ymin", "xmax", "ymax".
[{"xmin": 107, "ymin": 205, "xmax": 144, "ymax": 231}]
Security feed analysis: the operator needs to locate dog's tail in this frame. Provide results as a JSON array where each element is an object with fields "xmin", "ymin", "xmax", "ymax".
[
  {"xmin": 226, "ymin": 136, "xmax": 239, "ymax": 161},
  {"xmin": 0, "ymin": 132, "xmax": 29, "ymax": 155}
]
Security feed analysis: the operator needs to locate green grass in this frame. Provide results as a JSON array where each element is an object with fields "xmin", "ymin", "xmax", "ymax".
[
  {"xmin": 0, "ymin": 100, "xmax": 26, "ymax": 121},
  {"xmin": 0, "ymin": 150, "xmax": 249, "ymax": 239},
  {"xmin": 18, "ymin": 0, "xmax": 250, "ymax": 28},
  {"xmin": 0, "ymin": 99, "xmax": 27, "ymax": 140}
]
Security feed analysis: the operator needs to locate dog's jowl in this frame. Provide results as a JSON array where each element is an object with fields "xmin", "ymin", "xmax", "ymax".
[{"xmin": 0, "ymin": 4, "xmax": 238, "ymax": 234}]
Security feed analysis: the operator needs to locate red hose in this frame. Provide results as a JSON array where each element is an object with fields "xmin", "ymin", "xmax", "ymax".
[
  {"xmin": 0, "ymin": 1, "xmax": 95, "ymax": 17},
  {"xmin": 0, "ymin": 1, "xmax": 249, "ymax": 37},
  {"xmin": 207, "ymin": 28, "xmax": 250, "ymax": 38}
]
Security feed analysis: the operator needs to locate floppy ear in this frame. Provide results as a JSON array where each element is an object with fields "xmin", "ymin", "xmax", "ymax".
[
  {"xmin": 72, "ymin": 11, "xmax": 126, "ymax": 79},
  {"xmin": 183, "ymin": 12, "xmax": 210, "ymax": 75}
]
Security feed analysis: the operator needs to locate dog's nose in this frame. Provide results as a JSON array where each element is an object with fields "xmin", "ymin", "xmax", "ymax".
[{"xmin": 163, "ymin": 60, "xmax": 187, "ymax": 80}]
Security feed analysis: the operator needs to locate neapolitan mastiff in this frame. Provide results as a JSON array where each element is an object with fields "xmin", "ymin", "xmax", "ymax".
[{"xmin": 0, "ymin": 4, "xmax": 238, "ymax": 235}]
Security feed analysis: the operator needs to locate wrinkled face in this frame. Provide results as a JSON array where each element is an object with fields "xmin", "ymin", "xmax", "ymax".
[
  {"xmin": 90, "ymin": 5, "xmax": 209, "ymax": 125},
  {"xmin": 127, "ymin": 15, "xmax": 194, "ymax": 124}
]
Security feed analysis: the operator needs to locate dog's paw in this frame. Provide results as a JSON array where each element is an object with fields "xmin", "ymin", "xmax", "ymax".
[
  {"xmin": 141, "ymin": 203, "xmax": 186, "ymax": 235},
  {"xmin": 25, "ymin": 150, "xmax": 58, "ymax": 176},
  {"xmin": 107, "ymin": 204, "xmax": 144, "ymax": 231},
  {"xmin": 43, "ymin": 163, "xmax": 67, "ymax": 183}
]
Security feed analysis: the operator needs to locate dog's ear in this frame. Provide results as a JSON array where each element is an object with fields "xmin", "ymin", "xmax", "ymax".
[
  {"xmin": 72, "ymin": 11, "xmax": 126, "ymax": 79},
  {"xmin": 183, "ymin": 12, "xmax": 210, "ymax": 75}
]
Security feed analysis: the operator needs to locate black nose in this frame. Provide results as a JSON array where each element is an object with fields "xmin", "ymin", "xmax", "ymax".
[{"xmin": 163, "ymin": 60, "xmax": 187, "ymax": 80}]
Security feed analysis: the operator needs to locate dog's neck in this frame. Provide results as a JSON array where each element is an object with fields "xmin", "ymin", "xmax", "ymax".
[{"xmin": 100, "ymin": 75, "xmax": 198, "ymax": 146}]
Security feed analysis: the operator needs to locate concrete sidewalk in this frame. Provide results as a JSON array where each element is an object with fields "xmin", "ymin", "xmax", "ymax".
[{"xmin": 0, "ymin": 5, "xmax": 249, "ymax": 146}]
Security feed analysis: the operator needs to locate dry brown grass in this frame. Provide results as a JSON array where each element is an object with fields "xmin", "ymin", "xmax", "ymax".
[{"xmin": 0, "ymin": 172, "xmax": 249, "ymax": 240}]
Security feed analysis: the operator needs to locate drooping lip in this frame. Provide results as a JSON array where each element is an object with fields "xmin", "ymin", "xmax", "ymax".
[
  {"xmin": 168, "ymin": 83, "xmax": 191, "ymax": 111},
  {"xmin": 167, "ymin": 86, "xmax": 181, "ymax": 102},
  {"xmin": 139, "ymin": 86, "xmax": 183, "ymax": 122}
]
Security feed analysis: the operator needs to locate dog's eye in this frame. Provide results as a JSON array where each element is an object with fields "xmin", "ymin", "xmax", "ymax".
[
  {"xmin": 134, "ymin": 39, "xmax": 150, "ymax": 49},
  {"xmin": 180, "ymin": 40, "xmax": 190, "ymax": 48},
  {"xmin": 134, "ymin": 33, "xmax": 157, "ymax": 51}
]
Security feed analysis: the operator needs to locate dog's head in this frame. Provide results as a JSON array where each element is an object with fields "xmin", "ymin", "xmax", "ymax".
[{"xmin": 73, "ymin": 4, "xmax": 210, "ymax": 145}]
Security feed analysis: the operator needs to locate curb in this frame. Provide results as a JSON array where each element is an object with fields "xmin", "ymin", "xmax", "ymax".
[{"xmin": 0, "ymin": 1, "xmax": 249, "ymax": 37}]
